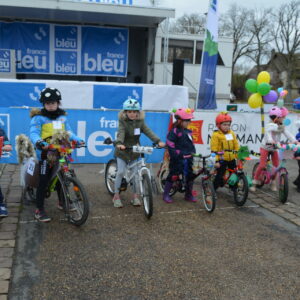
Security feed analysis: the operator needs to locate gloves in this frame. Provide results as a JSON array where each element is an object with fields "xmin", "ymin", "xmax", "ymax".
[{"xmin": 36, "ymin": 140, "xmax": 48, "ymax": 150}]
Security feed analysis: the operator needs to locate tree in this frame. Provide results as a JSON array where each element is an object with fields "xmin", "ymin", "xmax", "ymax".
[
  {"xmin": 169, "ymin": 13, "xmax": 206, "ymax": 34},
  {"xmin": 271, "ymin": 0, "xmax": 300, "ymax": 97}
]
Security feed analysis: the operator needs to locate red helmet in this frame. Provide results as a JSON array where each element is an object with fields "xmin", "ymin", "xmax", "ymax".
[{"xmin": 215, "ymin": 112, "xmax": 232, "ymax": 126}]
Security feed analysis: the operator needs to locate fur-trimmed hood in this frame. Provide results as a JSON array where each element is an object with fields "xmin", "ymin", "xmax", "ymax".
[
  {"xmin": 118, "ymin": 110, "xmax": 145, "ymax": 121},
  {"xmin": 30, "ymin": 108, "xmax": 67, "ymax": 119}
]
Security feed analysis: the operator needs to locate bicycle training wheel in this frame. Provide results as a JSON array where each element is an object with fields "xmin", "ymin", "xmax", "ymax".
[
  {"xmin": 61, "ymin": 176, "xmax": 89, "ymax": 226},
  {"xmin": 279, "ymin": 172, "xmax": 288, "ymax": 203},
  {"xmin": 105, "ymin": 159, "xmax": 117, "ymax": 195},
  {"xmin": 141, "ymin": 173, "xmax": 153, "ymax": 219},
  {"xmin": 252, "ymin": 162, "xmax": 265, "ymax": 188},
  {"xmin": 201, "ymin": 179, "xmax": 216, "ymax": 213},
  {"xmin": 233, "ymin": 174, "xmax": 249, "ymax": 206}
]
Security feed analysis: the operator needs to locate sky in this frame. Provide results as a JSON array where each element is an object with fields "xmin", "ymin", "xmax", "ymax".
[{"xmin": 158, "ymin": 0, "xmax": 287, "ymax": 18}]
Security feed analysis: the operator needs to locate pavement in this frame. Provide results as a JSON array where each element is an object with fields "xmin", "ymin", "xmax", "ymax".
[{"xmin": 0, "ymin": 161, "xmax": 299, "ymax": 300}]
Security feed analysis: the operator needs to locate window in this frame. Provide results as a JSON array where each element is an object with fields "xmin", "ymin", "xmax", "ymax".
[
  {"xmin": 195, "ymin": 41, "xmax": 225, "ymax": 66},
  {"xmin": 161, "ymin": 39, "xmax": 194, "ymax": 64}
]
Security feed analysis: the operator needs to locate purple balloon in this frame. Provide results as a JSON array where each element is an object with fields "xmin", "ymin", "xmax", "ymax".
[{"xmin": 263, "ymin": 90, "xmax": 278, "ymax": 103}]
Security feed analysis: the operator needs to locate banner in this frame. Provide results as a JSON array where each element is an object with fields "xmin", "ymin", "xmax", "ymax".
[
  {"xmin": 0, "ymin": 108, "xmax": 170, "ymax": 164},
  {"xmin": 0, "ymin": 79, "xmax": 189, "ymax": 111},
  {"xmin": 0, "ymin": 22, "xmax": 128, "ymax": 77},
  {"xmin": 197, "ymin": 0, "xmax": 218, "ymax": 110},
  {"xmin": 0, "ymin": 49, "xmax": 11, "ymax": 73}
]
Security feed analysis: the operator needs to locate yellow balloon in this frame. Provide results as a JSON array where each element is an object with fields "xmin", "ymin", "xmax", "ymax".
[
  {"xmin": 257, "ymin": 71, "xmax": 271, "ymax": 84},
  {"xmin": 248, "ymin": 93, "xmax": 262, "ymax": 108}
]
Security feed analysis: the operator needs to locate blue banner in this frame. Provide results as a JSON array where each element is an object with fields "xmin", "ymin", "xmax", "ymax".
[
  {"xmin": 197, "ymin": 0, "xmax": 218, "ymax": 110},
  {"xmin": 0, "ymin": 22, "xmax": 128, "ymax": 77},
  {"xmin": 0, "ymin": 108, "xmax": 169, "ymax": 164},
  {"xmin": 0, "ymin": 49, "xmax": 11, "ymax": 72}
]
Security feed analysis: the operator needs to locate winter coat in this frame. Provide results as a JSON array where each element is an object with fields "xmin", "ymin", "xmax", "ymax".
[
  {"xmin": 166, "ymin": 127, "xmax": 196, "ymax": 160},
  {"xmin": 0, "ymin": 128, "xmax": 10, "ymax": 145},
  {"xmin": 210, "ymin": 129, "xmax": 239, "ymax": 161},
  {"xmin": 29, "ymin": 108, "xmax": 82, "ymax": 160},
  {"xmin": 114, "ymin": 111, "xmax": 161, "ymax": 162}
]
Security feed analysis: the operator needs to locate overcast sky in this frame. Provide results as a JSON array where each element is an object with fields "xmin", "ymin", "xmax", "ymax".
[{"xmin": 159, "ymin": 0, "xmax": 287, "ymax": 18}]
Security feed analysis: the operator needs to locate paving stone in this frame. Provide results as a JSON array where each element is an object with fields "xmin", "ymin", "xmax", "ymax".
[
  {"xmin": 0, "ymin": 224, "xmax": 17, "ymax": 232},
  {"xmin": 268, "ymin": 207, "xmax": 286, "ymax": 215},
  {"xmin": 259, "ymin": 202, "xmax": 276, "ymax": 209},
  {"xmin": 0, "ymin": 269, "xmax": 11, "ymax": 280},
  {"xmin": 6, "ymin": 203, "xmax": 20, "ymax": 208},
  {"xmin": 0, "ymin": 232, "xmax": 15, "ymax": 240},
  {"xmin": 290, "ymin": 218, "xmax": 300, "ymax": 226},
  {"xmin": 0, "ymin": 240, "xmax": 15, "ymax": 248},
  {"xmin": 0, "ymin": 249, "xmax": 14, "ymax": 258},
  {"xmin": 0, "ymin": 217, "xmax": 18, "ymax": 224},
  {"xmin": 0, "ymin": 295, "xmax": 8, "ymax": 300},
  {"xmin": 0, "ymin": 258, "xmax": 12, "ymax": 268},
  {"xmin": 5, "ymin": 197, "xmax": 21, "ymax": 204},
  {"xmin": 5, "ymin": 207, "xmax": 19, "ymax": 213},
  {"xmin": 279, "ymin": 212, "xmax": 298, "ymax": 220},
  {"xmin": 0, "ymin": 281, "xmax": 9, "ymax": 294}
]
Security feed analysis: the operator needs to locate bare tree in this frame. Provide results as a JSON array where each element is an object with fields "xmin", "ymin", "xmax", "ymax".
[
  {"xmin": 246, "ymin": 8, "xmax": 273, "ymax": 73},
  {"xmin": 272, "ymin": 0, "xmax": 300, "ymax": 95},
  {"xmin": 219, "ymin": 3, "xmax": 255, "ymax": 75},
  {"xmin": 169, "ymin": 13, "xmax": 206, "ymax": 34}
]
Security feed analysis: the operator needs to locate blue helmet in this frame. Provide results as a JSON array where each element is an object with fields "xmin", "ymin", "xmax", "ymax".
[{"xmin": 123, "ymin": 99, "xmax": 140, "ymax": 111}]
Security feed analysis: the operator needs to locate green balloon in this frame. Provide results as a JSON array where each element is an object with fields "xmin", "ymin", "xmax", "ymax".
[
  {"xmin": 245, "ymin": 79, "xmax": 258, "ymax": 93},
  {"xmin": 257, "ymin": 83, "xmax": 271, "ymax": 96}
]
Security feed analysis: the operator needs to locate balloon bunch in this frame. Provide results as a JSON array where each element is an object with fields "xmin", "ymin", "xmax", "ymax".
[{"xmin": 245, "ymin": 71, "xmax": 278, "ymax": 108}]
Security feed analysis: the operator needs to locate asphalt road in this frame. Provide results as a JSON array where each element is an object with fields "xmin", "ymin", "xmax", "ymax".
[{"xmin": 9, "ymin": 163, "xmax": 300, "ymax": 300}]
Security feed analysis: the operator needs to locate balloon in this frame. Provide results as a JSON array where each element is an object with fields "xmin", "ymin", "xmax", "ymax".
[
  {"xmin": 257, "ymin": 83, "xmax": 271, "ymax": 96},
  {"xmin": 277, "ymin": 98, "xmax": 284, "ymax": 108},
  {"xmin": 263, "ymin": 90, "xmax": 278, "ymax": 103},
  {"xmin": 284, "ymin": 119, "xmax": 291, "ymax": 126},
  {"xmin": 257, "ymin": 71, "xmax": 270, "ymax": 84},
  {"xmin": 277, "ymin": 87, "xmax": 283, "ymax": 93},
  {"xmin": 248, "ymin": 93, "xmax": 262, "ymax": 109},
  {"xmin": 245, "ymin": 79, "xmax": 258, "ymax": 93}
]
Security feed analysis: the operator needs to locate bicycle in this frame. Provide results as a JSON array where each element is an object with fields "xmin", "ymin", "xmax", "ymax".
[
  {"xmin": 212, "ymin": 146, "xmax": 250, "ymax": 207},
  {"xmin": 104, "ymin": 137, "xmax": 162, "ymax": 219},
  {"xmin": 251, "ymin": 143, "xmax": 300, "ymax": 204},
  {"xmin": 159, "ymin": 153, "xmax": 217, "ymax": 213},
  {"xmin": 22, "ymin": 139, "xmax": 89, "ymax": 226}
]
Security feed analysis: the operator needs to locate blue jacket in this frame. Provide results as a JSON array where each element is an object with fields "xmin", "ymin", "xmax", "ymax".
[
  {"xmin": 166, "ymin": 127, "xmax": 195, "ymax": 160},
  {"xmin": 30, "ymin": 108, "xmax": 82, "ymax": 160},
  {"xmin": 295, "ymin": 129, "xmax": 300, "ymax": 157}
]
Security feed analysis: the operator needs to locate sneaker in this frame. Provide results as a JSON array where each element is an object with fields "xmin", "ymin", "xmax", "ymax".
[
  {"xmin": 271, "ymin": 181, "xmax": 277, "ymax": 192},
  {"xmin": 112, "ymin": 195, "xmax": 123, "ymax": 208},
  {"xmin": 252, "ymin": 179, "xmax": 261, "ymax": 185},
  {"xmin": 250, "ymin": 185, "xmax": 257, "ymax": 192},
  {"xmin": 131, "ymin": 197, "xmax": 141, "ymax": 206},
  {"xmin": 0, "ymin": 205, "xmax": 8, "ymax": 217},
  {"xmin": 35, "ymin": 209, "xmax": 51, "ymax": 222}
]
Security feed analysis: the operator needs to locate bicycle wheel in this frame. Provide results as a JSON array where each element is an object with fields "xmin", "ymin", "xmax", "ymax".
[
  {"xmin": 26, "ymin": 187, "xmax": 36, "ymax": 202},
  {"xmin": 201, "ymin": 179, "xmax": 216, "ymax": 213},
  {"xmin": 158, "ymin": 169, "xmax": 177, "ymax": 196},
  {"xmin": 105, "ymin": 159, "xmax": 117, "ymax": 196},
  {"xmin": 141, "ymin": 173, "xmax": 153, "ymax": 219},
  {"xmin": 279, "ymin": 172, "xmax": 288, "ymax": 203},
  {"xmin": 59, "ymin": 175, "xmax": 89, "ymax": 226},
  {"xmin": 233, "ymin": 174, "xmax": 249, "ymax": 206},
  {"xmin": 252, "ymin": 162, "xmax": 265, "ymax": 188}
]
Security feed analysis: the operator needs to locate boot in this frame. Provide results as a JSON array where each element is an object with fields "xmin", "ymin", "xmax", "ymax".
[
  {"xmin": 185, "ymin": 181, "xmax": 197, "ymax": 202},
  {"xmin": 293, "ymin": 175, "xmax": 300, "ymax": 187},
  {"xmin": 163, "ymin": 181, "xmax": 173, "ymax": 203}
]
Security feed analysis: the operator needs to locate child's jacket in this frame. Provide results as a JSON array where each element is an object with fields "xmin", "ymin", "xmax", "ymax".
[
  {"xmin": 115, "ymin": 111, "xmax": 161, "ymax": 162},
  {"xmin": 210, "ymin": 129, "xmax": 239, "ymax": 161},
  {"xmin": 166, "ymin": 127, "xmax": 195, "ymax": 160}
]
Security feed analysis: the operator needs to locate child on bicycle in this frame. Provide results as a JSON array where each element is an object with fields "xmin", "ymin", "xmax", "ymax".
[
  {"xmin": 163, "ymin": 108, "xmax": 196, "ymax": 203},
  {"xmin": 112, "ymin": 99, "xmax": 165, "ymax": 208},
  {"xmin": 0, "ymin": 128, "xmax": 12, "ymax": 217},
  {"xmin": 30, "ymin": 87, "xmax": 84, "ymax": 222},
  {"xmin": 251, "ymin": 106, "xmax": 297, "ymax": 192},
  {"xmin": 210, "ymin": 112, "xmax": 239, "ymax": 190},
  {"xmin": 293, "ymin": 120, "xmax": 300, "ymax": 192}
]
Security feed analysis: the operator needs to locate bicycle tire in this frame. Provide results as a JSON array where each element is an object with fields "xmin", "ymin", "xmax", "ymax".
[
  {"xmin": 158, "ymin": 169, "xmax": 177, "ymax": 196},
  {"xmin": 151, "ymin": 176, "xmax": 159, "ymax": 195},
  {"xmin": 201, "ymin": 179, "xmax": 216, "ymax": 213},
  {"xmin": 26, "ymin": 187, "xmax": 36, "ymax": 202},
  {"xmin": 233, "ymin": 174, "xmax": 249, "ymax": 206},
  {"xmin": 252, "ymin": 162, "xmax": 265, "ymax": 188},
  {"xmin": 59, "ymin": 174, "xmax": 89, "ymax": 226},
  {"xmin": 105, "ymin": 159, "xmax": 117, "ymax": 196},
  {"xmin": 141, "ymin": 173, "xmax": 153, "ymax": 219},
  {"xmin": 279, "ymin": 172, "xmax": 288, "ymax": 203}
]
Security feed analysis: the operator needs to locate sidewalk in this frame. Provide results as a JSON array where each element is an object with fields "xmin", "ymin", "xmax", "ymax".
[{"xmin": 0, "ymin": 164, "xmax": 20, "ymax": 300}]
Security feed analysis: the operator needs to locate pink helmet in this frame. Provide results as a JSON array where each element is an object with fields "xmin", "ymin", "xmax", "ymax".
[
  {"xmin": 269, "ymin": 106, "xmax": 288, "ymax": 118},
  {"xmin": 174, "ymin": 108, "xmax": 194, "ymax": 120}
]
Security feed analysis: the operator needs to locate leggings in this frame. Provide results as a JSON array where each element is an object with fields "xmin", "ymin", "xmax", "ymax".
[
  {"xmin": 114, "ymin": 157, "xmax": 139, "ymax": 194},
  {"xmin": 254, "ymin": 148, "xmax": 279, "ymax": 181}
]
